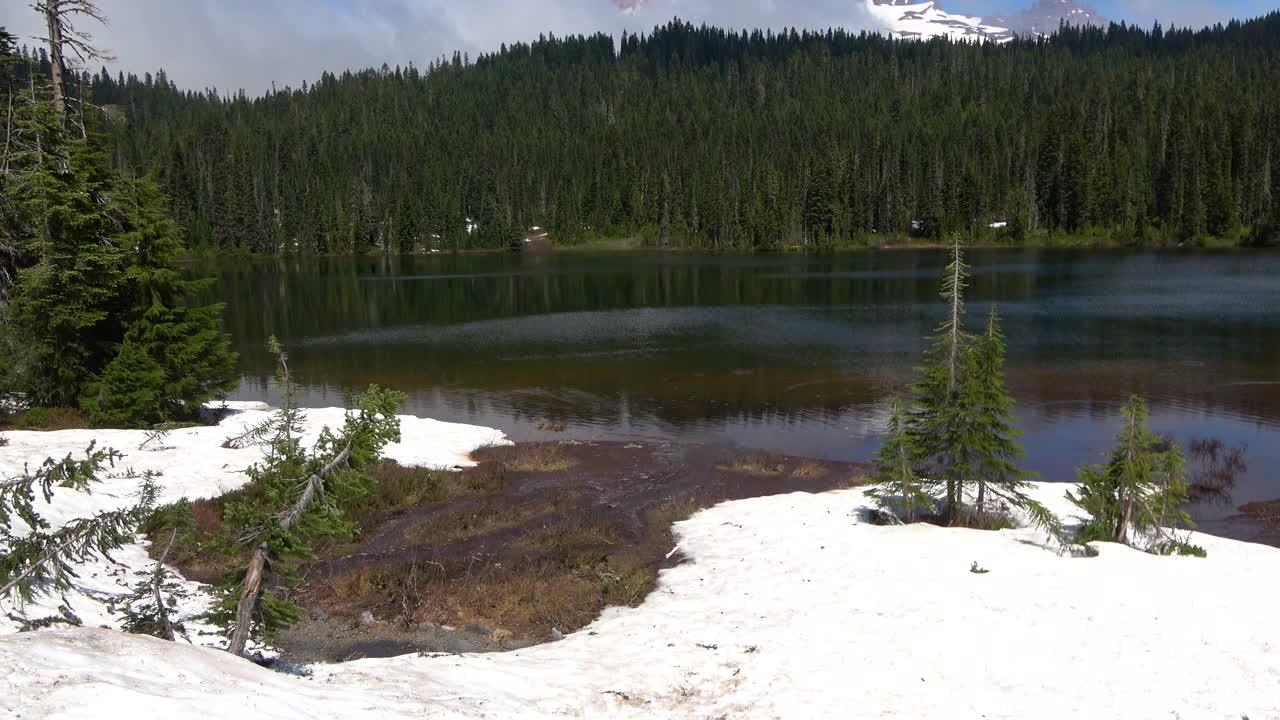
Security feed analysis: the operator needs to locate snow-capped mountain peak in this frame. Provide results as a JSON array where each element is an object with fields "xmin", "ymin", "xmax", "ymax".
[{"xmin": 866, "ymin": 0, "xmax": 1108, "ymax": 43}]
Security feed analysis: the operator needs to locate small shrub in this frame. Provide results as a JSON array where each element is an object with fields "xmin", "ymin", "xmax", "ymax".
[
  {"xmin": 716, "ymin": 452, "xmax": 786, "ymax": 476},
  {"xmin": 504, "ymin": 444, "xmax": 577, "ymax": 473},
  {"xmin": 594, "ymin": 570, "xmax": 651, "ymax": 606},
  {"xmin": 791, "ymin": 460, "xmax": 830, "ymax": 479},
  {"xmin": 13, "ymin": 406, "xmax": 91, "ymax": 430}
]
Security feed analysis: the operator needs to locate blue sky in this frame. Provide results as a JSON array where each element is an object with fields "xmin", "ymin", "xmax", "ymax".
[{"xmin": 6, "ymin": 0, "xmax": 1277, "ymax": 95}]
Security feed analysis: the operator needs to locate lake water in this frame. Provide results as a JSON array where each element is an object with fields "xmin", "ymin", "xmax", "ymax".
[{"xmin": 203, "ymin": 249, "xmax": 1280, "ymax": 539}]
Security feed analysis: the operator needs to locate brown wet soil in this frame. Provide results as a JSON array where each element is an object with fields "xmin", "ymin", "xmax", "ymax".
[{"xmin": 273, "ymin": 440, "xmax": 865, "ymax": 663}]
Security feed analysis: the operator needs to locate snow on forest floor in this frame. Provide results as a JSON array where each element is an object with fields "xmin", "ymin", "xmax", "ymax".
[
  {"xmin": 0, "ymin": 402, "xmax": 507, "ymax": 636},
  {"xmin": 2, "ymin": 406, "xmax": 1279, "ymax": 719}
]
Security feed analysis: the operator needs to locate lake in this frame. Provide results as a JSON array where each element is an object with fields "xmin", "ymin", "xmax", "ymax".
[{"xmin": 203, "ymin": 249, "xmax": 1280, "ymax": 540}]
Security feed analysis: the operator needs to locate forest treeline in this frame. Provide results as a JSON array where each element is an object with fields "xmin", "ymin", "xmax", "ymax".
[{"xmin": 15, "ymin": 14, "xmax": 1280, "ymax": 253}]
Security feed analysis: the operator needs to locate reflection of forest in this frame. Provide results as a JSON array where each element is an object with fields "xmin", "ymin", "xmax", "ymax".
[
  {"xmin": 237, "ymin": 360, "xmax": 1280, "ymax": 432},
  {"xmin": 212, "ymin": 250, "xmax": 1280, "ymax": 431}
]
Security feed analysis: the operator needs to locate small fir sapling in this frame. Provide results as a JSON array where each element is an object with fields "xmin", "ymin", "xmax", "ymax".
[
  {"xmin": 215, "ymin": 338, "xmax": 407, "ymax": 656},
  {"xmin": 1067, "ymin": 395, "xmax": 1205, "ymax": 557}
]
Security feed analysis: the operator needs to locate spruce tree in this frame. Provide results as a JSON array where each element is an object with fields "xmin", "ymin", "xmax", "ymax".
[
  {"xmin": 1067, "ymin": 396, "xmax": 1203, "ymax": 556},
  {"xmin": 83, "ymin": 176, "xmax": 238, "ymax": 425}
]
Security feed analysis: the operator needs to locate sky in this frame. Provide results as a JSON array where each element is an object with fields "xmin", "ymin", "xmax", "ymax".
[{"xmin": 4, "ymin": 0, "xmax": 1276, "ymax": 95}]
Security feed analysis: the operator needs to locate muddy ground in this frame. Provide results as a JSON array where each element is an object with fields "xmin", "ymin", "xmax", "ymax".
[{"xmin": 272, "ymin": 441, "xmax": 865, "ymax": 663}]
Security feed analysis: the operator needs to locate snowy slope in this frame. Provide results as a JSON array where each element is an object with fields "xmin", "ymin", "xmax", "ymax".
[
  {"xmin": 2, "ymin": 480, "xmax": 1278, "ymax": 719},
  {"xmin": 866, "ymin": 0, "xmax": 1013, "ymax": 42},
  {"xmin": 991, "ymin": 0, "xmax": 1108, "ymax": 37},
  {"xmin": 866, "ymin": 0, "xmax": 1107, "ymax": 42}
]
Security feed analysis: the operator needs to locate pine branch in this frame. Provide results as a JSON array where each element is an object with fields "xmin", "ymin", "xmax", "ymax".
[
  {"xmin": 226, "ymin": 441, "xmax": 352, "ymax": 657},
  {"xmin": 0, "ymin": 472, "xmax": 156, "ymax": 603}
]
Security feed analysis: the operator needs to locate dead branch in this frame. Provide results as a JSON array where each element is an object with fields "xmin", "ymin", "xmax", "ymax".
[
  {"xmin": 226, "ymin": 442, "xmax": 353, "ymax": 657},
  {"xmin": 151, "ymin": 528, "xmax": 177, "ymax": 641}
]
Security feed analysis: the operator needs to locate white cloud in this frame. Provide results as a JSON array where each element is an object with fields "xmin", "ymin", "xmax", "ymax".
[
  {"xmin": 4, "ymin": 0, "xmax": 874, "ymax": 96},
  {"xmin": 1114, "ymin": 0, "xmax": 1260, "ymax": 29},
  {"xmin": 11, "ymin": 1, "xmax": 1260, "ymax": 96}
]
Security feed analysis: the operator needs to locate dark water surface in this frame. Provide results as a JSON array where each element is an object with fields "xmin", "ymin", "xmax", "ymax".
[{"xmin": 202, "ymin": 250, "xmax": 1280, "ymax": 539}]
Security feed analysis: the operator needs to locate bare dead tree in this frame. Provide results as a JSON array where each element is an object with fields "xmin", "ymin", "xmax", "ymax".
[{"xmin": 31, "ymin": 0, "xmax": 115, "ymax": 130}]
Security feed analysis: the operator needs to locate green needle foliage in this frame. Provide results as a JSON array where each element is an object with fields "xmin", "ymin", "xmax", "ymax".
[
  {"xmin": 869, "ymin": 239, "xmax": 1058, "ymax": 534},
  {"xmin": 867, "ymin": 398, "xmax": 933, "ymax": 523},
  {"xmin": 7, "ymin": 17, "xmax": 1278, "ymax": 253},
  {"xmin": 1068, "ymin": 396, "xmax": 1204, "ymax": 557},
  {"xmin": 2, "ymin": 17, "xmax": 235, "ymax": 426},
  {"xmin": 0, "ymin": 444, "xmax": 160, "ymax": 604},
  {"xmin": 205, "ymin": 339, "xmax": 407, "ymax": 649},
  {"xmin": 83, "ymin": 177, "xmax": 238, "ymax": 426},
  {"xmin": 967, "ymin": 309, "xmax": 1059, "ymax": 534}
]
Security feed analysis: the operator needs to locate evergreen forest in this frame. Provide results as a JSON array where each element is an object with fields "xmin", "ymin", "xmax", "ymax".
[{"xmin": 11, "ymin": 14, "xmax": 1280, "ymax": 254}]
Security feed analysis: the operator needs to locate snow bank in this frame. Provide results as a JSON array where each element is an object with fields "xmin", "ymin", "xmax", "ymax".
[
  {"xmin": 0, "ymin": 402, "xmax": 507, "ymax": 636},
  {"xmin": 2, "ymin": 482, "xmax": 1277, "ymax": 719}
]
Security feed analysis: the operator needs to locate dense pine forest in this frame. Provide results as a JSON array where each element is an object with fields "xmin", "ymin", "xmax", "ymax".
[{"xmin": 13, "ymin": 14, "xmax": 1280, "ymax": 253}]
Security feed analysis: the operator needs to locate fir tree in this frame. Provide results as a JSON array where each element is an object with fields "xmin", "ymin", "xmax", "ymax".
[
  {"xmin": 883, "ymin": 241, "xmax": 1057, "ymax": 532},
  {"xmin": 83, "ymin": 176, "xmax": 238, "ymax": 425},
  {"xmin": 866, "ymin": 398, "xmax": 933, "ymax": 523},
  {"xmin": 1067, "ymin": 396, "xmax": 1204, "ymax": 556},
  {"xmin": 909, "ymin": 236, "xmax": 972, "ymax": 516},
  {"xmin": 82, "ymin": 333, "xmax": 166, "ymax": 427},
  {"xmin": 117, "ymin": 527, "xmax": 184, "ymax": 640},
  {"xmin": 967, "ymin": 308, "xmax": 1060, "ymax": 533},
  {"xmin": 4, "ymin": 132, "xmax": 129, "ymax": 407},
  {"xmin": 216, "ymin": 339, "xmax": 406, "ymax": 656}
]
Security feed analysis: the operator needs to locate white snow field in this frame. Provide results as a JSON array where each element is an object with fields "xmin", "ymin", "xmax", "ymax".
[{"xmin": 2, "ymin": 408, "xmax": 1279, "ymax": 719}]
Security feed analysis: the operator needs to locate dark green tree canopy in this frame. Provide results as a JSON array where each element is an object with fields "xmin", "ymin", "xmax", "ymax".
[{"xmin": 10, "ymin": 14, "xmax": 1274, "ymax": 254}]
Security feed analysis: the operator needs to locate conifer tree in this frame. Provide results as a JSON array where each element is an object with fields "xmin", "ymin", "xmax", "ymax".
[
  {"xmin": 4, "ymin": 131, "xmax": 129, "ymax": 407},
  {"xmin": 866, "ymin": 398, "xmax": 933, "ymax": 523},
  {"xmin": 909, "ymin": 237, "xmax": 972, "ymax": 516},
  {"xmin": 1067, "ymin": 396, "xmax": 1203, "ymax": 556},
  {"xmin": 82, "ymin": 334, "xmax": 167, "ymax": 427},
  {"xmin": 117, "ymin": 527, "xmax": 184, "ymax": 640},
  {"xmin": 967, "ymin": 308, "xmax": 1060, "ymax": 532},
  {"xmin": 218, "ymin": 339, "xmax": 406, "ymax": 656},
  {"xmin": 872, "ymin": 240, "xmax": 1056, "ymax": 532},
  {"xmin": 83, "ymin": 177, "xmax": 238, "ymax": 425}
]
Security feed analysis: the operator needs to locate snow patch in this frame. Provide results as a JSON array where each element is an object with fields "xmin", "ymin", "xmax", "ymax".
[{"xmin": 2, "ymin": 482, "xmax": 1277, "ymax": 718}]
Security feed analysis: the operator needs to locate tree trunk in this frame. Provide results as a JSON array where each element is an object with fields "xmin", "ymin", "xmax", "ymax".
[
  {"xmin": 152, "ymin": 529, "xmax": 177, "ymax": 642},
  {"xmin": 226, "ymin": 541, "xmax": 267, "ymax": 656},
  {"xmin": 41, "ymin": 1, "xmax": 67, "ymax": 117},
  {"xmin": 226, "ymin": 442, "xmax": 352, "ymax": 657}
]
